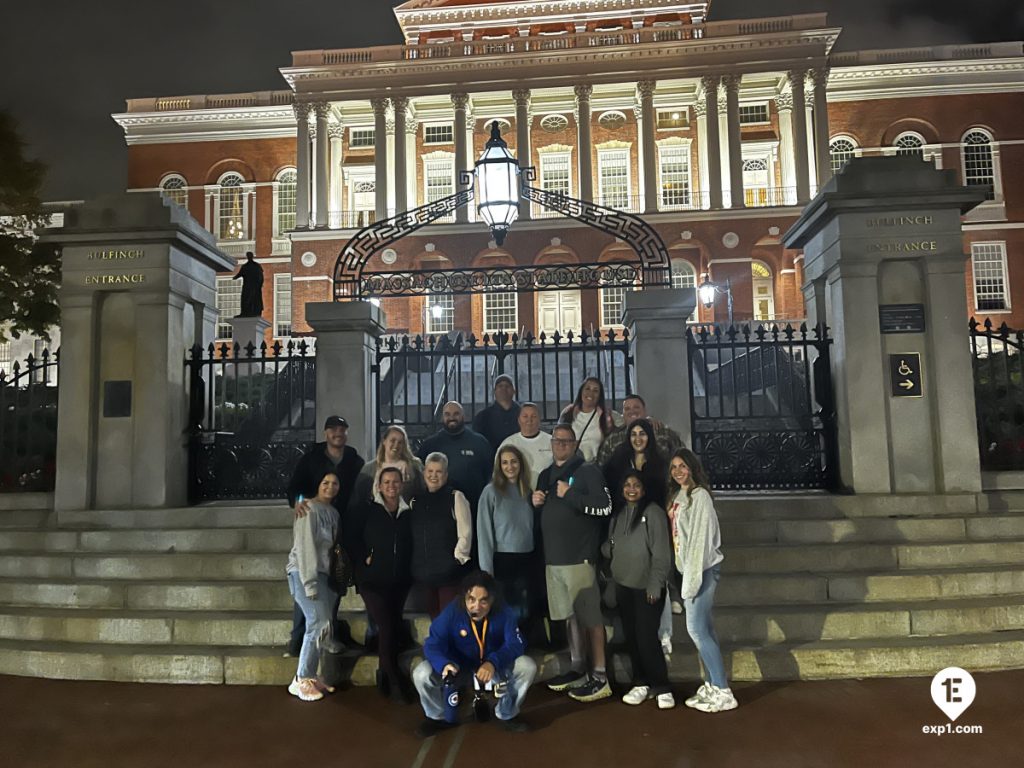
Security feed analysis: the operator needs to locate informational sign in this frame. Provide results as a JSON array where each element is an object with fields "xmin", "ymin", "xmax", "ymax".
[
  {"xmin": 889, "ymin": 354, "xmax": 923, "ymax": 398},
  {"xmin": 879, "ymin": 304, "xmax": 926, "ymax": 334}
]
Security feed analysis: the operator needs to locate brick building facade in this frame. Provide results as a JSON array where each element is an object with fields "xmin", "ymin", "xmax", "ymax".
[{"xmin": 110, "ymin": 0, "xmax": 1024, "ymax": 343}]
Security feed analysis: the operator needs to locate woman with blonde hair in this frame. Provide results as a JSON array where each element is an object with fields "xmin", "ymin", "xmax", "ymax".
[
  {"xmin": 354, "ymin": 424, "xmax": 425, "ymax": 505},
  {"xmin": 477, "ymin": 444, "xmax": 535, "ymax": 621}
]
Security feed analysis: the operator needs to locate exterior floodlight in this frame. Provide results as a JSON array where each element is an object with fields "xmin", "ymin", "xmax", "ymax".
[
  {"xmin": 431, "ymin": 303, "xmax": 444, "ymax": 319},
  {"xmin": 699, "ymin": 275, "xmax": 734, "ymax": 321},
  {"xmin": 474, "ymin": 121, "xmax": 520, "ymax": 246}
]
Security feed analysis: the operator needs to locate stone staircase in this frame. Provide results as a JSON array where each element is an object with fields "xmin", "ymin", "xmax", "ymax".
[{"xmin": 0, "ymin": 494, "xmax": 1023, "ymax": 684}]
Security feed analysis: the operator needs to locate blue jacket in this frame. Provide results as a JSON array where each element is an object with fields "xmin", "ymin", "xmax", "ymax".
[{"xmin": 423, "ymin": 598, "xmax": 525, "ymax": 676}]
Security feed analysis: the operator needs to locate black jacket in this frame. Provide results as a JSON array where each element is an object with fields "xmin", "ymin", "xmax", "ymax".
[
  {"xmin": 409, "ymin": 485, "xmax": 463, "ymax": 585},
  {"xmin": 352, "ymin": 498, "xmax": 413, "ymax": 587},
  {"xmin": 534, "ymin": 456, "xmax": 612, "ymax": 566},
  {"xmin": 472, "ymin": 401, "xmax": 521, "ymax": 452},
  {"xmin": 286, "ymin": 443, "xmax": 364, "ymax": 513},
  {"xmin": 416, "ymin": 428, "xmax": 492, "ymax": 508}
]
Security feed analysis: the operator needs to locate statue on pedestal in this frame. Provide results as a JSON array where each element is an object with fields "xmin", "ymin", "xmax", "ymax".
[{"xmin": 233, "ymin": 251, "xmax": 264, "ymax": 317}]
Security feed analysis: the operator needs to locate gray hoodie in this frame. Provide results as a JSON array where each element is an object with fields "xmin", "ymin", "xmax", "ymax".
[
  {"xmin": 286, "ymin": 500, "xmax": 339, "ymax": 597},
  {"xmin": 602, "ymin": 502, "xmax": 672, "ymax": 596}
]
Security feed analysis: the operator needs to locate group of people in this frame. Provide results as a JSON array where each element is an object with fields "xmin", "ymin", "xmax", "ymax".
[{"xmin": 282, "ymin": 375, "xmax": 737, "ymax": 735}]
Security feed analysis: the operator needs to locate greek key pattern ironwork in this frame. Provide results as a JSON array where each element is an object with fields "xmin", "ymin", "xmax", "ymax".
[{"xmin": 191, "ymin": 439, "xmax": 313, "ymax": 501}]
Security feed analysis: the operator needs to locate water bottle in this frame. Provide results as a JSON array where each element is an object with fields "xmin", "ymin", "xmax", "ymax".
[{"xmin": 442, "ymin": 670, "xmax": 460, "ymax": 724}]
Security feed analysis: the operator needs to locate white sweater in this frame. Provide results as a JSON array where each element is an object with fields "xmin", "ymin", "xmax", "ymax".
[
  {"xmin": 498, "ymin": 430, "xmax": 553, "ymax": 488},
  {"xmin": 669, "ymin": 487, "xmax": 724, "ymax": 600}
]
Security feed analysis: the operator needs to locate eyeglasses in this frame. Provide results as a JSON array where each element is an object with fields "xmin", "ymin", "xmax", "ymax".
[{"xmin": 550, "ymin": 438, "xmax": 576, "ymax": 445}]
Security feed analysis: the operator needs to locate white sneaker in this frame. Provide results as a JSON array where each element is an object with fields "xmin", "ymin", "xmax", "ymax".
[
  {"xmin": 660, "ymin": 636, "xmax": 673, "ymax": 660},
  {"xmin": 692, "ymin": 685, "xmax": 738, "ymax": 713},
  {"xmin": 657, "ymin": 692, "xmax": 676, "ymax": 710},
  {"xmin": 671, "ymin": 601, "xmax": 683, "ymax": 615},
  {"xmin": 288, "ymin": 676, "xmax": 324, "ymax": 702},
  {"xmin": 621, "ymin": 685, "xmax": 651, "ymax": 705},
  {"xmin": 684, "ymin": 682, "xmax": 713, "ymax": 709}
]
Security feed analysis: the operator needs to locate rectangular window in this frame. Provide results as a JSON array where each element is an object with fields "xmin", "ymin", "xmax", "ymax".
[
  {"xmin": 424, "ymin": 124, "xmax": 454, "ymax": 144},
  {"xmin": 972, "ymin": 242, "xmax": 1010, "ymax": 311},
  {"xmin": 657, "ymin": 109, "xmax": 688, "ymax": 130},
  {"xmin": 739, "ymin": 103, "xmax": 770, "ymax": 125},
  {"xmin": 426, "ymin": 291, "xmax": 455, "ymax": 335},
  {"xmin": 483, "ymin": 292, "xmax": 518, "ymax": 333},
  {"xmin": 349, "ymin": 128, "xmax": 375, "ymax": 148},
  {"xmin": 600, "ymin": 286, "xmax": 632, "ymax": 328},
  {"xmin": 540, "ymin": 152, "xmax": 572, "ymax": 197},
  {"xmin": 425, "ymin": 157, "xmax": 455, "ymax": 221},
  {"xmin": 218, "ymin": 187, "xmax": 245, "ymax": 240},
  {"xmin": 216, "ymin": 277, "xmax": 243, "ymax": 340},
  {"xmin": 276, "ymin": 176, "xmax": 297, "ymax": 233},
  {"xmin": 598, "ymin": 149, "xmax": 630, "ymax": 210},
  {"xmin": 658, "ymin": 145, "xmax": 691, "ymax": 209},
  {"xmin": 274, "ymin": 272, "xmax": 292, "ymax": 338}
]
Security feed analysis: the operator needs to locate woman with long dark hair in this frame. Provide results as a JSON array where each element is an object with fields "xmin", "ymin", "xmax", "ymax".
[
  {"xmin": 558, "ymin": 377, "xmax": 623, "ymax": 462},
  {"xmin": 603, "ymin": 419, "xmax": 668, "ymax": 509},
  {"xmin": 601, "ymin": 469, "xmax": 673, "ymax": 708},
  {"xmin": 666, "ymin": 448, "xmax": 737, "ymax": 713}
]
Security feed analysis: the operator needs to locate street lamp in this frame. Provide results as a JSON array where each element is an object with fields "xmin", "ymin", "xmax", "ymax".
[
  {"xmin": 474, "ymin": 122, "xmax": 520, "ymax": 246},
  {"xmin": 699, "ymin": 275, "xmax": 734, "ymax": 323}
]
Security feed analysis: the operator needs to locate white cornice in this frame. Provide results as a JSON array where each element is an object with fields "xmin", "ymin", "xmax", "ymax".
[
  {"xmin": 112, "ymin": 106, "xmax": 296, "ymax": 145},
  {"xmin": 828, "ymin": 58, "xmax": 1024, "ymax": 101}
]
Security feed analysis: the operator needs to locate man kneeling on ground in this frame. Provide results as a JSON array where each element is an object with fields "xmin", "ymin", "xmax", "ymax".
[{"xmin": 413, "ymin": 570, "xmax": 537, "ymax": 736}]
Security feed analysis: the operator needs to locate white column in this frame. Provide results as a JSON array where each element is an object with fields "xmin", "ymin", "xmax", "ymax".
[
  {"xmin": 805, "ymin": 77, "xmax": 817, "ymax": 195},
  {"xmin": 392, "ymin": 96, "xmax": 409, "ymax": 213},
  {"xmin": 328, "ymin": 123, "xmax": 344, "ymax": 228},
  {"xmin": 776, "ymin": 92, "xmax": 797, "ymax": 205},
  {"xmin": 701, "ymin": 76, "xmax": 723, "ymax": 210},
  {"xmin": 371, "ymin": 97, "xmax": 389, "ymax": 220},
  {"xmin": 405, "ymin": 116, "xmax": 418, "ymax": 209},
  {"xmin": 452, "ymin": 92, "xmax": 470, "ymax": 224},
  {"xmin": 574, "ymin": 84, "xmax": 594, "ymax": 201},
  {"xmin": 513, "ymin": 89, "xmax": 532, "ymax": 221},
  {"xmin": 717, "ymin": 90, "xmax": 730, "ymax": 208},
  {"xmin": 635, "ymin": 104, "xmax": 646, "ymax": 211},
  {"xmin": 811, "ymin": 67, "xmax": 832, "ymax": 187},
  {"xmin": 788, "ymin": 69, "xmax": 811, "ymax": 203},
  {"xmin": 694, "ymin": 100, "xmax": 710, "ymax": 210},
  {"xmin": 294, "ymin": 103, "xmax": 311, "ymax": 228},
  {"xmin": 314, "ymin": 102, "xmax": 330, "ymax": 228},
  {"xmin": 385, "ymin": 112, "xmax": 396, "ymax": 217},
  {"xmin": 637, "ymin": 80, "xmax": 658, "ymax": 213},
  {"xmin": 724, "ymin": 74, "xmax": 744, "ymax": 209}
]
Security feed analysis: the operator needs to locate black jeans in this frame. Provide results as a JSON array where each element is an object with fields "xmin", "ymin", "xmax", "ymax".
[
  {"xmin": 360, "ymin": 582, "xmax": 411, "ymax": 689},
  {"xmin": 616, "ymin": 583, "xmax": 670, "ymax": 695},
  {"xmin": 493, "ymin": 551, "xmax": 533, "ymax": 623}
]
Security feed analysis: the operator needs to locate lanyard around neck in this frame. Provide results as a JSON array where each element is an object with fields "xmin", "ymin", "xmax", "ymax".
[{"xmin": 470, "ymin": 618, "xmax": 489, "ymax": 660}]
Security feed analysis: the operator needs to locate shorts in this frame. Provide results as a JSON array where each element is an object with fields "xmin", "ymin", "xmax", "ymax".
[{"xmin": 545, "ymin": 563, "xmax": 602, "ymax": 628}]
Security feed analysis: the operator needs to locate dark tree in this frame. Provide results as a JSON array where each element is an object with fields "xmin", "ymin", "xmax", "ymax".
[{"xmin": 0, "ymin": 111, "xmax": 60, "ymax": 342}]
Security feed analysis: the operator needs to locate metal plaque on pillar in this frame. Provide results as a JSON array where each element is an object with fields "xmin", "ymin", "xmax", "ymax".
[{"xmin": 889, "ymin": 354, "xmax": 923, "ymax": 398}]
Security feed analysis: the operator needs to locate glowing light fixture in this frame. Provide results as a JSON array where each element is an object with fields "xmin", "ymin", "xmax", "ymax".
[{"xmin": 474, "ymin": 122, "xmax": 520, "ymax": 246}]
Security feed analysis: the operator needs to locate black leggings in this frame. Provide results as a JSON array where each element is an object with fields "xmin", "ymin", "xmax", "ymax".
[
  {"xmin": 360, "ymin": 582, "xmax": 410, "ymax": 688},
  {"xmin": 616, "ymin": 583, "xmax": 670, "ymax": 695}
]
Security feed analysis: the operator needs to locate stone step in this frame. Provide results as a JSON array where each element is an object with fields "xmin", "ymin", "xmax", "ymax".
[
  {"xmin": 0, "ymin": 529, "xmax": 292, "ymax": 554},
  {"xmin": 0, "ymin": 509, "xmax": 51, "ymax": 528},
  {"xmin": 2, "ymin": 630, "xmax": 1022, "ymax": 685},
  {"xmin": 715, "ymin": 494, "xmax": 979, "ymax": 519},
  {"xmin": 720, "ymin": 517, "xmax": 971, "ymax": 545},
  {"xmin": 49, "ymin": 505, "xmax": 289, "ymax": 530},
  {"xmin": 0, "ymin": 553, "xmax": 287, "ymax": 581}
]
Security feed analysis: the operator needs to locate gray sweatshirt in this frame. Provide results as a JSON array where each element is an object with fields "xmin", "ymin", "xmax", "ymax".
[
  {"xmin": 477, "ymin": 483, "xmax": 535, "ymax": 575},
  {"xmin": 286, "ymin": 500, "xmax": 339, "ymax": 597},
  {"xmin": 670, "ymin": 487, "xmax": 724, "ymax": 600},
  {"xmin": 601, "ymin": 502, "xmax": 672, "ymax": 596}
]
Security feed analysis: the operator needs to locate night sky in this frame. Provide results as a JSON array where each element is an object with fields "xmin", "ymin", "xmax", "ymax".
[{"xmin": 2, "ymin": 0, "xmax": 1021, "ymax": 201}]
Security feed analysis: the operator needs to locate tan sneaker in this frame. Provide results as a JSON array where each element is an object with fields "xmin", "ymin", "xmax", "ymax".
[
  {"xmin": 313, "ymin": 677, "xmax": 336, "ymax": 694},
  {"xmin": 288, "ymin": 676, "xmax": 324, "ymax": 702}
]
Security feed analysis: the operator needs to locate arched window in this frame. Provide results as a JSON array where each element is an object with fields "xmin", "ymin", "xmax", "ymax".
[
  {"xmin": 962, "ymin": 130, "xmax": 996, "ymax": 201},
  {"xmin": 671, "ymin": 259, "xmax": 698, "ymax": 322},
  {"xmin": 218, "ymin": 173, "xmax": 245, "ymax": 240},
  {"xmin": 829, "ymin": 137, "xmax": 857, "ymax": 174},
  {"xmin": 751, "ymin": 261, "xmax": 775, "ymax": 322},
  {"xmin": 160, "ymin": 174, "xmax": 188, "ymax": 209},
  {"xmin": 893, "ymin": 132, "xmax": 924, "ymax": 158},
  {"xmin": 275, "ymin": 168, "xmax": 297, "ymax": 233}
]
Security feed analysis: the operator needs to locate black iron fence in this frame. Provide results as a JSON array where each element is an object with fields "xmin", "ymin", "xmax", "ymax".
[
  {"xmin": 374, "ymin": 329, "xmax": 633, "ymax": 449},
  {"xmin": 186, "ymin": 340, "xmax": 316, "ymax": 502},
  {"xmin": 0, "ymin": 349, "xmax": 59, "ymax": 493},
  {"xmin": 970, "ymin": 318, "xmax": 1024, "ymax": 470},
  {"xmin": 687, "ymin": 323, "xmax": 837, "ymax": 491}
]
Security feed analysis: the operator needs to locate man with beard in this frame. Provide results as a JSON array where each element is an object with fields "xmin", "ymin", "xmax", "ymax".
[
  {"xmin": 412, "ymin": 570, "xmax": 536, "ymax": 736},
  {"xmin": 417, "ymin": 401, "xmax": 492, "ymax": 511}
]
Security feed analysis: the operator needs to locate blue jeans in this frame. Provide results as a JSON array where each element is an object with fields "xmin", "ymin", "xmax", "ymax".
[
  {"xmin": 287, "ymin": 571, "xmax": 338, "ymax": 679},
  {"xmin": 412, "ymin": 656, "xmax": 537, "ymax": 722},
  {"xmin": 682, "ymin": 564, "xmax": 728, "ymax": 688}
]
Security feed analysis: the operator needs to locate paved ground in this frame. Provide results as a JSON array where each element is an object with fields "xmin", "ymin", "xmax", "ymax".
[{"xmin": 1, "ymin": 671, "xmax": 1018, "ymax": 768}]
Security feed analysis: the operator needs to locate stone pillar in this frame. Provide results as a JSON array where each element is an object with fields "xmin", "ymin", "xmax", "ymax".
[
  {"xmin": 306, "ymin": 301, "xmax": 387, "ymax": 460},
  {"xmin": 452, "ymin": 92, "xmax": 471, "ymax": 224},
  {"xmin": 776, "ymin": 92, "xmax": 797, "ymax": 205},
  {"xmin": 513, "ymin": 89, "xmax": 532, "ymax": 221},
  {"xmin": 294, "ymin": 103, "xmax": 311, "ymax": 229},
  {"xmin": 622, "ymin": 289, "xmax": 698, "ymax": 445},
  {"xmin": 701, "ymin": 76, "xmax": 723, "ymax": 210},
  {"xmin": 717, "ymin": 89, "xmax": 730, "ymax": 207},
  {"xmin": 328, "ymin": 123, "xmax": 344, "ymax": 227},
  {"xmin": 694, "ymin": 101, "xmax": 710, "ymax": 209},
  {"xmin": 405, "ymin": 116, "xmax": 418, "ymax": 210},
  {"xmin": 39, "ymin": 193, "xmax": 233, "ymax": 510},
  {"xmin": 392, "ymin": 96, "xmax": 409, "ymax": 213},
  {"xmin": 723, "ymin": 74, "xmax": 745, "ymax": 209},
  {"xmin": 788, "ymin": 69, "xmax": 811, "ymax": 204},
  {"xmin": 637, "ymin": 80, "xmax": 658, "ymax": 213},
  {"xmin": 228, "ymin": 316, "xmax": 271, "ymax": 350},
  {"xmin": 811, "ymin": 67, "xmax": 833, "ymax": 187},
  {"xmin": 314, "ymin": 102, "xmax": 330, "ymax": 228},
  {"xmin": 385, "ymin": 114, "xmax": 396, "ymax": 217},
  {"xmin": 783, "ymin": 157, "xmax": 987, "ymax": 494},
  {"xmin": 371, "ymin": 97, "xmax": 389, "ymax": 220},
  {"xmin": 574, "ymin": 84, "xmax": 594, "ymax": 202}
]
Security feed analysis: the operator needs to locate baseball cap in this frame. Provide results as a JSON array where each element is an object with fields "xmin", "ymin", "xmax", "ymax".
[
  {"xmin": 493, "ymin": 374, "xmax": 515, "ymax": 388},
  {"xmin": 323, "ymin": 415, "xmax": 349, "ymax": 430}
]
